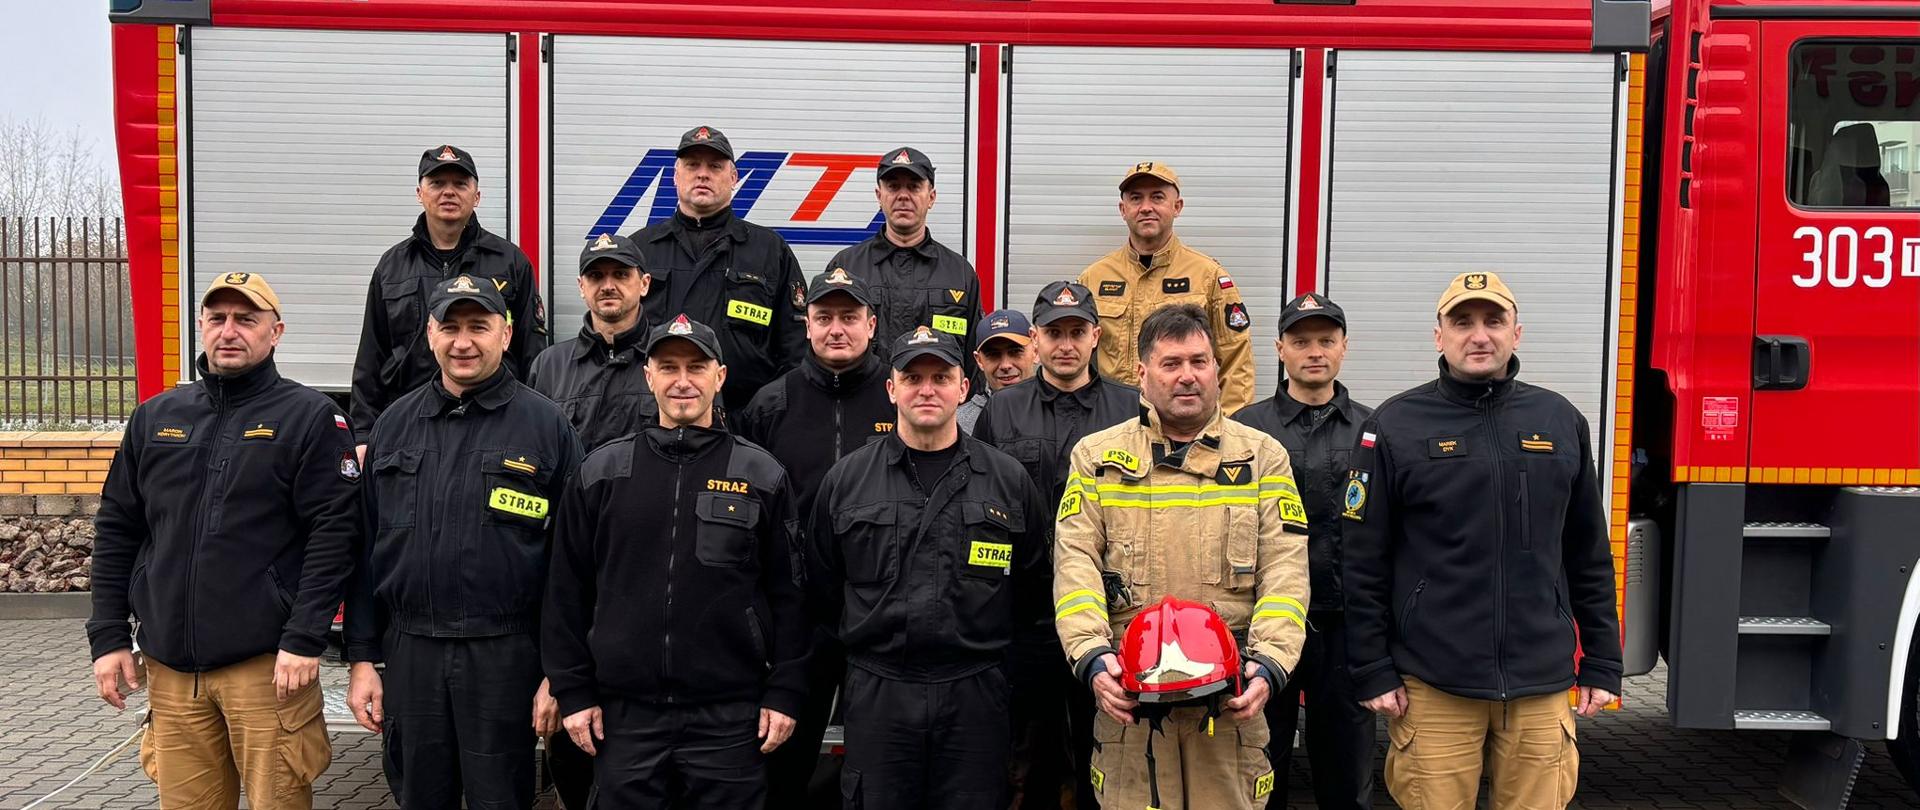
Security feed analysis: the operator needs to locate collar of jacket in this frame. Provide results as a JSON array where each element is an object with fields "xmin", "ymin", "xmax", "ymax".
[
  {"xmin": 871, "ymin": 229, "xmax": 941, "ymax": 261},
  {"xmin": 1134, "ymin": 397, "xmax": 1229, "ymax": 470},
  {"xmin": 1435, "ymin": 355, "xmax": 1522, "ymax": 407},
  {"xmin": 881, "ymin": 430, "xmax": 990, "ymax": 476},
  {"xmin": 1129, "ymin": 234, "xmax": 1186, "ymax": 273},
  {"xmin": 570, "ymin": 312, "xmax": 650, "ymax": 363},
  {"xmin": 422, "ymin": 365, "xmax": 517, "ymax": 417},
  {"xmin": 195, "ymin": 353, "xmax": 281, "ymax": 408},
  {"xmin": 408, "ymin": 214, "xmax": 497, "ymax": 258},
  {"xmin": 641, "ymin": 422, "xmax": 727, "ymax": 463},
  {"xmin": 657, "ymin": 207, "xmax": 749, "ymax": 244},
  {"xmin": 802, "ymin": 351, "xmax": 886, "ymax": 397},
  {"xmin": 1037, "ymin": 369, "xmax": 1107, "ymax": 407},
  {"xmin": 1272, "ymin": 379, "xmax": 1357, "ymax": 426}
]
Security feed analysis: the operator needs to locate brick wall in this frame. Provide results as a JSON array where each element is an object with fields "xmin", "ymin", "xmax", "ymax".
[{"xmin": 0, "ymin": 432, "xmax": 120, "ymax": 497}]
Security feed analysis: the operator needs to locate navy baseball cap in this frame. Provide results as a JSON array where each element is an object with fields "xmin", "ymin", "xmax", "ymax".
[
  {"xmin": 976, "ymin": 309, "xmax": 1033, "ymax": 350},
  {"xmin": 579, "ymin": 233, "xmax": 645, "ymax": 275},
  {"xmin": 1032, "ymin": 281, "xmax": 1099, "ymax": 327},
  {"xmin": 890, "ymin": 325, "xmax": 965, "ymax": 370},
  {"xmin": 646, "ymin": 314, "xmax": 725, "ymax": 363},
  {"xmin": 1278, "ymin": 292, "xmax": 1347, "ymax": 334},
  {"xmin": 807, "ymin": 266, "xmax": 875, "ymax": 309},
  {"xmin": 428, "ymin": 274, "xmax": 509, "ymax": 321}
]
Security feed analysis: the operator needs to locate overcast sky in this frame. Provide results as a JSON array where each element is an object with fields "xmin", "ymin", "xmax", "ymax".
[{"xmin": 0, "ymin": 0, "xmax": 117, "ymax": 166}]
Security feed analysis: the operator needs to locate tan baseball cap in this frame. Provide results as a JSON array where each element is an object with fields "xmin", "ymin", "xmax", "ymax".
[
  {"xmin": 1436, "ymin": 272, "xmax": 1517, "ymax": 316},
  {"xmin": 202, "ymin": 271, "xmax": 282, "ymax": 314},
  {"xmin": 1119, "ymin": 161, "xmax": 1180, "ymax": 192}
]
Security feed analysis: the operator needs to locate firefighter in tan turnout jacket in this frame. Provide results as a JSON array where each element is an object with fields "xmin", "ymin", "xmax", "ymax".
[{"xmin": 1053, "ymin": 304, "xmax": 1311, "ymax": 810}]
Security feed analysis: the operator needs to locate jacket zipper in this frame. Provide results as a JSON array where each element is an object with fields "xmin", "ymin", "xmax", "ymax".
[
  {"xmin": 1483, "ymin": 396, "xmax": 1509, "ymax": 699},
  {"xmin": 1518, "ymin": 469, "xmax": 1532, "ymax": 552},
  {"xmin": 833, "ymin": 398, "xmax": 844, "ymax": 459},
  {"xmin": 664, "ymin": 458, "xmax": 684, "ymax": 703},
  {"xmin": 1399, "ymin": 579, "xmax": 1427, "ymax": 629},
  {"xmin": 187, "ymin": 389, "xmax": 236, "ymax": 668}
]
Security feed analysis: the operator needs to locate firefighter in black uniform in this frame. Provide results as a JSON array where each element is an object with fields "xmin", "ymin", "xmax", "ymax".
[
  {"xmin": 525, "ymin": 233, "xmax": 656, "ymax": 806},
  {"xmin": 731, "ymin": 267, "xmax": 897, "ymax": 807},
  {"xmin": 344, "ymin": 274, "xmax": 584, "ymax": 810},
  {"xmin": 544, "ymin": 314, "xmax": 809, "ymax": 808},
  {"xmin": 629, "ymin": 126, "xmax": 808, "ymax": 411},
  {"xmin": 351, "ymin": 144, "xmax": 547, "ymax": 455},
  {"xmin": 808, "ymin": 325, "xmax": 1053, "ymax": 810},
  {"xmin": 972, "ymin": 279, "xmax": 1137, "ymax": 810},
  {"xmin": 1231, "ymin": 293, "xmax": 1377, "ymax": 810},
  {"xmin": 822, "ymin": 147, "xmax": 984, "ymax": 385},
  {"xmin": 529, "ymin": 232, "xmax": 659, "ymax": 453},
  {"xmin": 88, "ymin": 272, "xmax": 358, "ymax": 808}
]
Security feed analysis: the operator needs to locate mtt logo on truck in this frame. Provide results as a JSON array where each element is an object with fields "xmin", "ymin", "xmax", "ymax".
[{"xmin": 591, "ymin": 149, "xmax": 887, "ymax": 246}]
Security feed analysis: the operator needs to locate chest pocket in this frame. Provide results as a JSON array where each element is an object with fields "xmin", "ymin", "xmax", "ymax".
[
  {"xmin": 380, "ymin": 278, "xmax": 425, "ymax": 355},
  {"xmin": 1094, "ymin": 297, "xmax": 1128, "ymax": 324},
  {"xmin": 695, "ymin": 491, "xmax": 760, "ymax": 568},
  {"xmin": 372, "ymin": 449, "xmax": 424, "ymax": 530},
  {"xmin": 925, "ymin": 289, "xmax": 971, "ymax": 337},
  {"xmin": 723, "ymin": 267, "xmax": 775, "ymax": 330},
  {"xmin": 959, "ymin": 501, "xmax": 1021, "ymax": 580},
  {"xmin": 481, "ymin": 450, "xmax": 553, "ymax": 531},
  {"xmin": 832, "ymin": 501, "xmax": 900, "ymax": 585}
]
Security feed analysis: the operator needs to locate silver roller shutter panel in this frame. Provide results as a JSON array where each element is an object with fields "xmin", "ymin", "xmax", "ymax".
[
  {"xmin": 549, "ymin": 37, "xmax": 970, "ymax": 331},
  {"xmin": 188, "ymin": 28, "xmax": 512, "ymax": 390},
  {"xmin": 1325, "ymin": 51, "xmax": 1617, "ymax": 443},
  {"xmin": 1005, "ymin": 47, "xmax": 1291, "ymax": 380}
]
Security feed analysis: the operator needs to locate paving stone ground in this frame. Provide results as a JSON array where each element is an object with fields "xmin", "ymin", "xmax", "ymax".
[{"xmin": 1, "ymin": 617, "xmax": 1914, "ymax": 809}]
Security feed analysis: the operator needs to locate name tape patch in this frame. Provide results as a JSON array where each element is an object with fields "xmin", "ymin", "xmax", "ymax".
[
  {"xmin": 727, "ymin": 299, "xmax": 773, "ymax": 326},
  {"xmin": 932, "ymin": 314, "xmax": 969, "ymax": 336},
  {"xmin": 488, "ymin": 487, "xmax": 549, "ymax": 520},
  {"xmin": 969, "ymin": 541, "xmax": 1014, "ymax": 572}
]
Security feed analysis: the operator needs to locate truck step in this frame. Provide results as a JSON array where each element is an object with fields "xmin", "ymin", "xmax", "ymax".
[
  {"xmin": 1732, "ymin": 710, "xmax": 1831, "ymax": 731},
  {"xmin": 1737, "ymin": 616, "xmax": 1832, "ymax": 636},
  {"xmin": 1742, "ymin": 521, "xmax": 1830, "ymax": 540}
]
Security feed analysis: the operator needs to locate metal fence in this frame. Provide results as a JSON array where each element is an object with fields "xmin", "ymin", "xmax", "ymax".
[{"xmin": 0, "ymin": 217, "xmax": 135, "ymax": 426}]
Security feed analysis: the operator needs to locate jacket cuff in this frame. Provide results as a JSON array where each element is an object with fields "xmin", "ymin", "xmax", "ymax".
[
  {"xmin": 279, "ymin": 629, "xmax": 327, "ymax": 658},
  {"xmin": 1246, "ymin": 652, "xmax": 1289, "ymax": 692},
  {"xmin": 1352, "ymin": 659, "xmax": 1405, "ymax": 702},
  {"xmin": 1073, "ymin": 645, "xmax": 1118, "ymax": 688},
  {"xmin": 1576, "ymin": 659, "xmax": 1624, "ymax": 695},
  {"xmin": 345, "ymin": 641, "xmax": 384, "ymax": 664},
  {"xmin": 554, "ymin": 685, "xmax": 599, "ymax": 719},
  {"xmin": 87, "ymin": 625, "xmax": 133, "ymax": 661},
  {"xmin": 761, "ymin": 685, "xmax": 806, "ymax": 721}
]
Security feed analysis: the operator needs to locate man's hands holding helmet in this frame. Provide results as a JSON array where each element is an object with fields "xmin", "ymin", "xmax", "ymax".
[{"xmin": 1223, "ymin": 661, "xmax": 1274, "ymax": 720}]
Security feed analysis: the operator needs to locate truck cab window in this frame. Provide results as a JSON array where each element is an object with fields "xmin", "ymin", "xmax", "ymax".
[{"xmin": 1787, "ymin": 40, "xmax": 1920, "ymax": 209}]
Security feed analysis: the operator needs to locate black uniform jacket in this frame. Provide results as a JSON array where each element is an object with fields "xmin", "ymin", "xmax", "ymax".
[
  {"xmin": 823, "ymin": 231, "xmax": 983, "ymax": 381},
  {"xmin": 807, "ymin": 433, "xmax": 1053, "ymax": 682},
  {"xmin": 972, "ymin": 372, "xmax": 1139, "ymax": 505},
  {"xmin": 345, "ymin": 367, "xmax": 583, "ymax": 662},
  {"xmin": 528, "ymin": 314, "xmax": 657, "ymax": 451},
  {"xmin": 544, "ymin": 424, "xmax": 808, "ymax": 720},
  {"xmin": 1342, "ymin": 358, "xmax": 1623, "ymax": 703},
  {"xmin": 1233, "ymin": 381, "xmax": 1374, "ymax": 613},
  {"xmin": 89, "ymin": 355, "xmax": 360, "ymax": 671},
  {"xmin": 730, "ymin": 352, "xmax": 896, "ymax": 515},
  {"xmin": 630, "ymin": 208, "xmax": 807, "ymax": 410},
  {"xmin": 350, "ymin": 215, "xmax": 547, "ymax": 443}
]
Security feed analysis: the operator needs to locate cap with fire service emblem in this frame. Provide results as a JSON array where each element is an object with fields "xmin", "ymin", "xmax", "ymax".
[
  {"xmin": 417, "ymin": 144, "xmax": 478, "ymax": 179},
  {"xmin": 1277, "ymin": 292, "xmax": 1348, "ymax": 335},
  {"xmin": 975, "ymin": 309, "xmax": 1033, "ymax": 350},
  {"xmin": 1031, "ymin": 280, "xmax": 1099, "ymax": 327},
  {"xmin": 427, "ymin": 274, "xmax": 510, "ymax": 321},
  {"xmin": 806, "ymin": 266, "xmax": 876, "ymax": 309},
  {"xmin": 578, "ymin": 232, "xmax": 646, "ymax": 275},
  {"xmin": 645, "ymin": 314, "xmax": 726, "ymax": 362},
  {"xmin": 877, "ymin": 147, "xmax": 935, "ymax": 184},
  {"xmin": 201, "ymin": 271, "xmax": 283, "ymax": 315},
  {"xmin": 890, "ymin": 324, "xmax": 965, "ymax": 370},
  {"xmin": 1119, "ymin": 161, "xmax": 1180, "ymax": 192},
  {"xmin": 676, "ymin": 125, "xmax": 736, "ymax": 162},
  {"xmin": 1436, "ymin": 271, "xmax": 1518, "ymax": 316}
]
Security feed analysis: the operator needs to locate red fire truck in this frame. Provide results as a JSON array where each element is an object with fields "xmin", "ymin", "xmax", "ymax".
[{"xmin": 107, "ymin": 0, "xmax": 1919, "ymax": 806}]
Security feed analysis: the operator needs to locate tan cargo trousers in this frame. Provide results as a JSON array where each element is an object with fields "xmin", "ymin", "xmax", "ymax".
[
  {"xmin": 140, "ymin": 653, "xmax": 331, "ymax": 810},
  {"xmin": 1087, "ymin": 705, "xmax": 1275, "ymax": 810},
  {"xmin": 1385, "ymin": 677, "xmax": 1579, "ymax": 810}
]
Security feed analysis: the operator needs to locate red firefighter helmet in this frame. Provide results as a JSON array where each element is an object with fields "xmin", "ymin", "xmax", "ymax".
[{"xmin": 1119, "ymin": 596, "xmax": 1242, "ymax": 704}]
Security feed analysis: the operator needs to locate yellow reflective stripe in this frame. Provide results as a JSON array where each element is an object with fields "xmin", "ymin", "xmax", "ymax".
[
  {"xmin": 1056, "ymin": 601, "xmax": 1109, "ymax": 621},
  {"xmin": 1092, "ymin": 482, "xmax": 1257, "ymax": 496},
  {"xmin": 1055, "ymin": 589, "xmax": 1105, "ymax": 609},
  {"xmin": 1258, "ymin": 477, "xmax": 1300, "ymax": 496},
  {"xmin": 1253, "ymin": 595, "xmax": 1308, "ymax": 628},
  {"xmin": 1099, "ymin": 497, "xmax": 1258, "ymax": 508},
  {"xmin": 1066, "ymin": 473, "xmax": 1101, "ymax": 502},
  {"xmin": 1256, "ymin": 596, "xmax": 1306, "ymax": 614}
]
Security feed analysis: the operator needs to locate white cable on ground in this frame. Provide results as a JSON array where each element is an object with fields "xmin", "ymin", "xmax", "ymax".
[{"xmin": 18, "ymin": 709, "xmax": 149, "ymax": 810}]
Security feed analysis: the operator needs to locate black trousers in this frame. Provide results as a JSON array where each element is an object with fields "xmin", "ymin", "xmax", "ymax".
[
  {"xmin": 765, "ymin": 630, "xmax": 844, "ymax": 809},
  {"xmin": 593, "ymin": 698, "xmax": 767, "ymax": 809},
  {"xmin": 546, "ymin": 729, "xmax": 596, "ymax": 809},
  {"xmin": 1008, "ymin": 643, "xmax": 1081, "ymax": 810},
  {"xmin": 841, "ymin": 665, "xmax": 1010, "ymax": 810},
  {"xmin": 1264, "ymin": 613, "xmax": 1377, "ymax": 810},
  {"xmin": 382, "ymin": 630, "xmax": 544, "ymax": 810}
]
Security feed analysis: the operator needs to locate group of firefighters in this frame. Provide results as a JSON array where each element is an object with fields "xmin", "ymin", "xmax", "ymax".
[{"xmin": 84, "ymin": 124, "xmax": 1624, "ymax": 810}]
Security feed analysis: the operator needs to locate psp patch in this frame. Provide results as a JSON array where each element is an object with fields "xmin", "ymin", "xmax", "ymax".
[
  {"xmin": 1100, "ymin": 448, "xmax": 1142, "ymax": 476},
  {"xmin": 1057, "ymin": 489, "xmax": 1083, "ymax": 521},
  {"xmin": 1255, "ymin": 770, "xmax": 1275, "ymax": 799},
  {"xmin": 968, "ymin": 541, "xmax": 1013, "ymax": 573},
  {"xmin": 1341, "ymin": 470, "xmax": 1369, "ymax": 522},
  {"xmin": 1225, "ymin": 302, "xmax": 1250, "ymax": 332}
]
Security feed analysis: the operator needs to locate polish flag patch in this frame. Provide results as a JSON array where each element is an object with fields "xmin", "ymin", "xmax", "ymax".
[
  {"xmin": 334, "ymin": 414, "xmax": 350, "ymax": 431},
  {"xmin": 1360, "ymin": 432, "xmax": 1376, "ymax": 448},
  {"xmin": 1218, "ymin": 276, "xmax": 1235, "ymax": 289}
]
